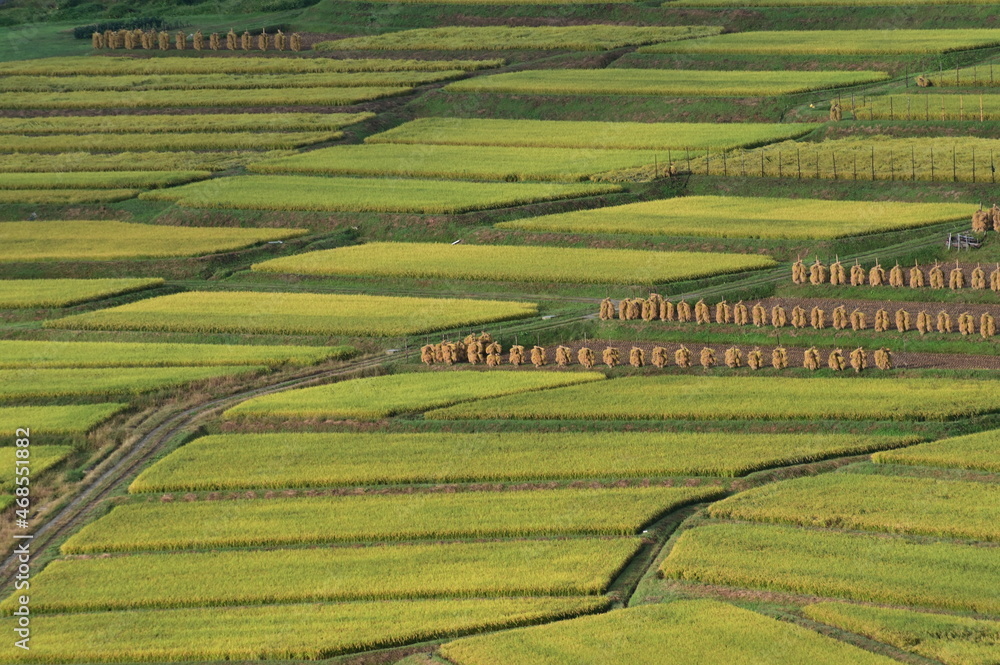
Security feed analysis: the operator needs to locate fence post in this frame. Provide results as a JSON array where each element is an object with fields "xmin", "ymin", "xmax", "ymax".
[{"xmin": 797, "ymin": 148, "xmax": 802, "ymax": 179}]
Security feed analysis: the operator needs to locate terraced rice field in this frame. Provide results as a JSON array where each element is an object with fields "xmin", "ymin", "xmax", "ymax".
[
  {"xmin": 0, "ymin": 57, "xmax": 505, "ymax": 75},
  {"xmin": 0, "ymin": 189, "xmax": 137, "ymax": 204},
  {"xmin": 873, "ymin": 429, "xmax": 1000, "ymax": 471},
  {"xmin": 4, "ymin": 538, "xmax": 641, "ymax": 612},
  {"xmin": 0, "ymin": 220, "xmax": 306, "ymax": 261},
  {"xmin": 48, "ymin": 291, "xmax": 539, "ymax": 337},
  {"xmin": 62, "ymin": 487, "xmax": 714, "ymax": 552},
  {"xmin": 427, "ymin": 376, "xmax": 1000, "ymax": 421},
  {"xmin": 0, "ymin": 598, "xmax": 607, "ymax": 664},
  {"xmin": 639, "ymin": 29, "xmax": 1000, "ymax": 54},
  {"xmin": 139, "ymin": 176, "xmax": 620, "ymax": 213},
  {"xmin": 0, "ymin": 278, "xmax": 163, "ymax": 308},
  {"xmin": 496, "ymin": 196, "xmax": 971, "ymax": 239},
  {"xmin": 0, "ymin": 171, "xmax": 209, "ymax": 188},
  {"xmin": 316, "ymin": 26, "xmax": 723, "ymax": 51},
  {"xmin": 0, "ymin": 112, "xmax": 372, "ymax": 135},
  {"xmin": 0, "ymin": 366, "xmax": 262, "ymax": 400},
  {"xmin": 709, "ymin": 473, "xmax": 1000, "ymax": 540},
  {"xmin": 855, "ymin": 94, "xmax": 1000, "ymax": 121},
  {"xmin": 442, "ymin": 600, "xmax": 898, "ymax": 665},
  {"xmin": 221, "ymin": 371, "xmax": 602, "ymax": 421},
  {"xmin": 0, "ymin": 446, "xmax": 72, "ymax": 489},
  {"xmin": 0, "ymin": 151, "xmax": 287, "ymax": 172},
  {"xmin": 804, "ymin": 603, "xmax": 1000, "ymax": 665},
  {"xmin": 129, "ymin": 431, "xmax": 917, "ymax": 492},
  {"xmin": 366, "ymin": 118, "xmax": 822, "ymax": 151},
  {"xmin": 2, "ymin": 132, "xmax": 343, "ymax": 152},
  {"xmin": 661, "ymin": 523, "xmax": 1000, "ymax": 612},
  {"xmin": 248, "ymin": 143, "xmax": 665, "ymax": 181},
  {"xmin": 252, "ymin": 242, "xmax": 776, "ymax": 284},
  {"xmin": 444, "ymin": 69, "xmax": 890, "ymax": 97},
  {"xmin": 0, "ymin": 340, "xmax": 352, "ymax": 368},
  {"xmin": 0, "ymin": 404, "xmax": 126, "ymax": 437},
  {"xmin": 0, "ymin": 87, "xmax": 412, "ymax": 109}
]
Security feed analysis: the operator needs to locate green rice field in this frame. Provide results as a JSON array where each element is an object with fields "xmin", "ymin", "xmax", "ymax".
[
  {"xmin": 2, "ymin": 131, "xmax": 342, "ymax": 152},
  {"xmin": 0, "ymin": 446, "xmax": 72, "ymax": 489},
  {"xmin": 0, "ymin": 151, "xmax": 289, "ymax": 173},
  {"xmin": 0, "ymin": 278, "xmax": 163, "ymax": 308},
  {"xmin": 873, "ymin": 429, "xmax": 1000, "ymax": 472},
  {"xmin": 0, "ymin": 112, "xmax": 372, "ymax": 135},
  {"xmin": 5, "ymin": 538, "xmax": 641, "ymax": 612},
  {"xmin": 0, "ymin": 87, "xmax": 411, "ymax": 109},
  {"xmin": 0, "ymin": 366, "xmax": 261, "ymax": 400},
  {"xmin": 0, "ymin": 189, "xmax": 137, "ymax": 204},
  {"xmin": 496, "ymin": 196, "xmax": 971, "ymax": 239},
  {"xmin": 48, "ymin": 291, "xmax": 539, "ymax": 337},
  {"xmin": 0, "ymin": 404, "xmax": 126, "ymax": 437},
  {"xmin": 0, "ymin": 171, "xmax": 210, "ymax": 188},
  {"xmin": 129, "ymin": 431, "xmax": 916, "ymax": 492}
]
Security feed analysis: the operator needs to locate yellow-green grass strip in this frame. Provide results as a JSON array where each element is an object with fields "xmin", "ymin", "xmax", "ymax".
[
  {"xmin": 317, "ymin": 26, "xmax": 723, "ymax": 51},
  {"xmin": 0, "ymin": 189, "xmax": 137, "ymax": 204},
  {"xmin": 222, "ymin": 371, "xmax": 602, "ymax": 422},
  {"xmin": 0, "ymin": 151, "xmax": 293, "ymax": 173},
  {"xmin": 4, "ymin": 538, "xmax": 641, "ymax": 613},
  {"xmin": 498, "ymin": 195, "xmax": 971, "ymax": 240},
  {"xmin": 0, "ymin": 497, "xmax": 11, "ymax": 512},
  {"xmin": 63, "ymin": 487, "xmax": 716, "ymax": 553},
  {"xmin": 366, "ymin": 117, "xmax": 822, "ymax": 151},
  {"xmin": 2, "ymin": 131, "xmax": 342, "ymax": 153},
  {"xmin": 0, "ymin": 220, "xmax": 307, "ymax": 262},
  {"xmin": 48, "ymin": 291, "xmax": 539, "ymax": 338},
  {"xmin": 253, "ymin": 242, "xmax": 776, "ymax": 285},
  {"xmin": 139, "ymin": 176, "xmax": 621, "ymax": 213},
  {"xmin": 662, "ymin": 523, "xmax": 1000, "ymax": 613},
  {"xmin": 0, "ymin": 278, "xmax": 163, "ymax": 308},
  {"xmin": 922, "ymin": 64, "xmax": 1000, "ymax": 87},
  {"xmin": 427, "ymin": 376, "xmax": 1000, "ymax": 421},
  {"xmin": 0, "ymin": 340, "xmax": 353, "ymax": 368},
  {"xmin": 445, "ymin": 69, "xmax": 889, "ymax": 97},
  {"xmin": 0, "ymin": 446, "xmax": 71, "ymax": 491},
  {"xmin": 0, "ymin": 172, "xmax": 210, "ymax": 189},
  {"xmin": 0, "ymin": 71, "xmax": 466, "ymax": 93},
  {"xmin": 441, "ymin": 600, "xmax": 899, "ymax": 665},
  {"xmin": 249, "ymin": 143, "xmax": 666, "ymax": 182},
  {"xmin": 0, "ymin": 404, "xmax": 127, "ymax": 438},
  {"xmin": 0, "ymin": 87, "xmax": 411, "ymax": 110},
  {"xmin": 640, "ymin": 29, "xmax": 1000, "ymax": 55},
  {"xmin": 710, "ymin": 473, "xmax": 1000, "ymax": 541},
  {"xmin": 0, "ymin": 57, "xmax": 504, "ymax": 76},
  {"xmin": 0, "ymin": 112, "xmax": 372, "ymax": 135},
  {"xmin": 856, "ymin": 94, "xmax": 1000, "ymax": 121},
  {"xmin": 0, "ymin": 366, "xmax": 262, "ymax": 401},
  {"xmin": 129, "ymin": 431, "xmax": 913, "ymax": 493},
  {"xmin": 0, "ymin": 597, "xmax": 607, "ymax": 665},
  {"xmin": 873, "ymin": 429, "xmax": 1000, "ymax": 472},
  {"xmin": 804, "ymin": 602, "xmax": 1000, "ymax": 665}
]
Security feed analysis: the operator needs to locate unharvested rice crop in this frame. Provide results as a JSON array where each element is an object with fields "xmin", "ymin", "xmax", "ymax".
[
  {"xmin": 3, "ymin": 132, "xmax": 343, "ymax": 152},
  {"xmin": 922, "ymin": 63, "xmax": 1000, "ymax": 87},
  {"xmin": 63, "ymin": 487, "xmax": 712, "ymax": 553},
  {"xmin": 0, "ymin": 56, "xmax": 504, "ymax": 76},
  {"xmin": 129, "ymin": 431, "xmax": 915, "ymax": 492},
  {"xmin": 4, "ymin": 538, "xmax": 641, "ymax": 613},
  {"xmin": 661, "ymin": 523, "xmax": 1000, "ymax": 613},
  {"xmin": 678, "ymin": 0, "xmax": 998, "ymax": 5},
  {"xmin": 0, "ymin": 112, "xmax": 372, "ymax": 135},
  {"xmin": 0, "ymin": 220, "xmax": 306, "ymax": 261},
  {"xmin": 0, "ymin": 404, "xmax": 126, "ymax": 437},
  {"xmin": 366, "ymin": 118, "xmax": 822, "ymax": 151},
  {"xmin": 427, "ymin": 376, "xmax": 1000, "ymax": 421},
  {"xmin": 252, "ymin": 242, "xmax": 776, "ymax": 284},
  {"xmin": 855, "ymin": 94, "xmax": 1000, "ymax": 121},
  {"xmin": 0, "ymin": 87, "xmax": 410, "ymax": 109},
  {"xmin": 248, "ymin": 143, "xmax": 668, "ymax": 181},
  {"xmin": 0, "ymin": 171, "xmax": 210, "ymax": 188},
  {"xmin": 0, "ymin": 366, "xmax": 261, "ymax": 400},
  {"xmin": 0, "ymin": 71, "xmax": 465, "ymax": 93},
  {"xmin": 709, "ymin": 473, "xmax": 1000, "ymax": 541},
  {"xmin": 0, "ymin": 278, "xmax": 162, "ymax": 308},
  {"xmin": 0, "ymin": 446, "xmax": 71, "ymax": 490},
  {"xmin": 222, "ymin": 371, "xmax": 600, "ymax": 421},
  {"xmin": 639, "ymin": 29, "xmax": 1000, "ymax": 55},
  {"xmin": 498, "ymin": 195, "xmax": 969, "ymax": 240},
  {"xmin": 139, "ymin": 176, "xmax": 620, "ymax": 213},
  {"xmin": 48, "ymin": 292, "xmax": 539, "ymax": 337},
  {"xmin": 0, "ymin": 189, "xmax": 137, "ymax": 204},
  {"xmin": 873, "ymin": 429, "xmax": 1000, "ymax": 472},
  {"xmin": 441, "ymin": 600, "xmax": 898, "ymax": 665},
  {"xmin": 0, "ymin": 340, "xmax": 351, "ymax": 368},
  {"xmin": 0, "ymin": 151, "xmax": 290, "ymax": 173},
  {"xmin": 444, "ymin": 69, "xmax": 889, "ymax": 97},
  {"xmin": 687, "ymin": 136, "xmax": 1000, "ymax": 184},
  {"xmin": 316, "ymin": 26, "xmax": 723, "ymax": 51},
  {"xmin": 805, "ymin": 603, "xmax": 1000, "ymax": 665},
  {"xmin": 0, "ymin": 597, "xmax": 606, "ymax": 664}
]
